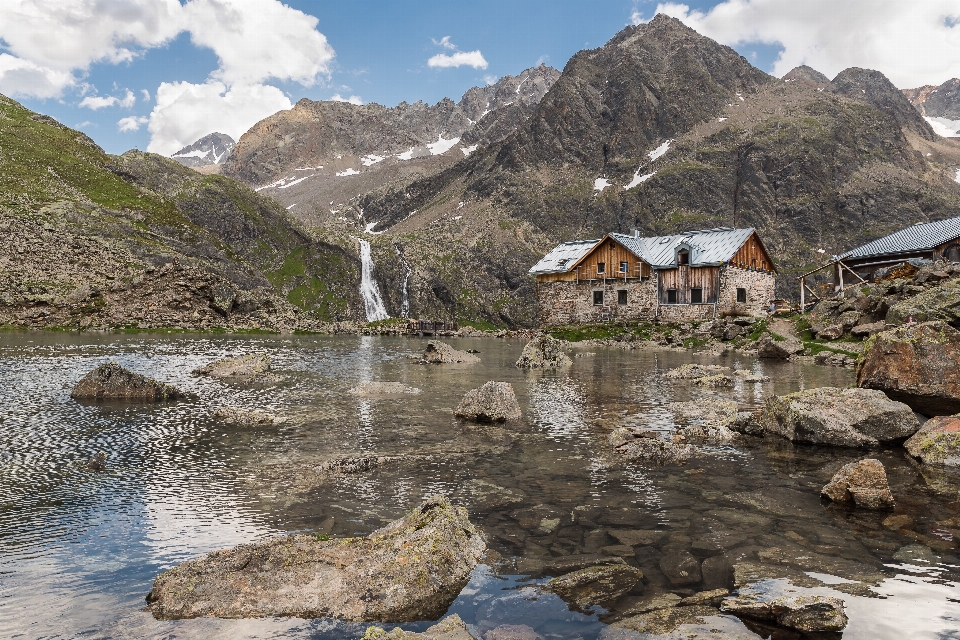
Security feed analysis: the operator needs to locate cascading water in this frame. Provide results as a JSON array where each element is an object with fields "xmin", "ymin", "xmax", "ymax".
[
  {"xmin": 358, "ymin": 239, "xmax": 389, "ymax": 321},
  {"xmin": 395, "ymin": 246, "xmax": 412, "ymax": 318}
]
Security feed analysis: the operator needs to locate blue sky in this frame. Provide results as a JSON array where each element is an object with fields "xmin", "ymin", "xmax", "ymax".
[{"xmin": 1, "ymin": 0, "xmax": 957, "ymax": 156}]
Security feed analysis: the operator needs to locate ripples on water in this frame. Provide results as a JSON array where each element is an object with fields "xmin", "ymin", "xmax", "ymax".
[{"xmin": 1, "ymin": 333, "xmax": 959, "ymax": 639}]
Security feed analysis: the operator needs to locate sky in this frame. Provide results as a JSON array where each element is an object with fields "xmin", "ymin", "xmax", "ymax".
[{"xmin": 1, "ymin": 0, "xmax": 958, "ymax": 156}]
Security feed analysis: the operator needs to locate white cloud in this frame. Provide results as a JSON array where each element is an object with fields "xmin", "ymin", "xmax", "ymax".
[
  {"xmin": 483, "ymin": 75, "xmax": 498, "ymax": 86},
  {"xmin": 330, "ymin": 94, "xmax": 363, "ymax": 105},
  {"xmin": 146, "ymin": 80, "xmax": 291, "ymax": 155},
  {"xmin": 0, "ymin": 0, "xmax": 334, "ymax": 98},
  {"xmin": 432, "ymin": 36, "xmax": 456, "ymax": 50},
  {"xmin": 140, "ymin": 89, "xmax": 152, "ymax": 102},
  {"xmin": 428, "ymin": 51, "xmax": 488, "ymax": 70},
  {"xmin": 80, "ymin": 89, "xmax": 136, "ymax": 110},
  {"xmin": 118, "ymin": 116, "xmax": 150, "ymax": 132},
  {"xmin": 654, "ymin": 1, "xmax": 960, "ymax": 88}
]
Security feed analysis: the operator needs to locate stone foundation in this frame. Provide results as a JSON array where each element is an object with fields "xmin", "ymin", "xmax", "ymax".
[{"xmin": 536, "ymin": 266, "xmax": 776, "ymax": 326}]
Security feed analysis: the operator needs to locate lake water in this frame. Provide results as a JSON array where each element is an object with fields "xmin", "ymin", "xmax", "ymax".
[{"xmin": 2, "ymin": 333, "xmax": 959, "ymax": 639}]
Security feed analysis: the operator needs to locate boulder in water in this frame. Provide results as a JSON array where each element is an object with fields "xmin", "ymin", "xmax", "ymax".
[
  {"xmin": 146, "ymin": 496, "xmax": 485, "ymax": 621},
  {"xmin": 454, "ymin": 381, "xmax": 521, "ymax": 422},
  {"xmin": 363, "ymin": 614, "xmax": 474, "ymax": 640},
  {"xmin": 349, "ymin": 381, "xmax": 422, "ymax": 396},
  {"xmin": 82, "ymin": 452, "xmax": 108, "ymax": 472},
  {"xmin": 421, "ymin": 341, "xmax": 480, "ymax": 364},
  {"xmin": 212, "ymin": 405, "xmax": 285, "ymax": 426},
  {"xmin": 721, "ymin": 595, "xmax": 848, "ymax": 633},
  {"xmin": 192, "ymin": 353, "xmax": 271, "ymax": 381},
  {"xmin": 904, "ymin": 414, "xmax": 960, "ymax": 466},
  {"xmin": 71, "ymin": 363, "xmax": 183, "ymax": 401},
  {"xmin": 760, "ymin": 387, "xmax": 919, "ymax": 446},
  {"xmin": 514, "ymin": 335, "xmax": 571, "ymax": 369},
  {"xmin": 821, "ymin": 458, "xmax": 895, "ymax": 508},
  {"xmin": 546, "ymin": 564, "xmax": 642, "ymax": 610},
  {"xmin": 858, "ymin": 321, "xmax": 960, "ymax": 415}
]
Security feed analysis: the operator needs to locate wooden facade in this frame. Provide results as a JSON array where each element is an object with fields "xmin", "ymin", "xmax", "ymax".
[
  {"xmin": 658, "ymin": 266, "xmax": 720, "ymax": 304},
  {"xmin": 729, "ymin": 233, "xmax": 774, "ymax": 271},
  {"xmin": 572, "ymin": 238, "xmax": 652, "ymax": 282}
]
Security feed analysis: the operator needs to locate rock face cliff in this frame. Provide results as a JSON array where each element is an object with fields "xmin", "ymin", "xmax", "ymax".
[
  {"xmin": 0, "ymin": 95, "xmax": 362, "ymax": 331},
  {"xmin": 903, "ymin": 78, "xmax": 960, "ymax": 136}
]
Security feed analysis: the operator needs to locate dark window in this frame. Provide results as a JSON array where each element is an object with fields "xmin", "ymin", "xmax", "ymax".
[
  {"xmin": 617, "ymin": 290, "xmax": 627, "ymax": 305},
  {"xmin": 736, "ymin": 288, "xmax": 747, "ymax": 303},
  {"xmin": 667, "ymin": 289, "xmax": 678, "ymax": 304},
  {"xmin": 593, "ymin": 290, "xmax": 604, "ymax": 306},
  {"xmin": 678, "ymin": 250, "xmax": 689, "ymax": 265},
  {"xmin": 691, "ymin": 288, "xmax": 703, "ymax": 304},
  {"xmin": 597, "ymin": 262, "xmax": 606, "ymax": 274},
  {"xmin": 945, "ymin": 244, "xmax": 960, "ymax": 263},
  {"xmin": 620, "ymin": 261, "xmax": 629, "ymax": 273}
]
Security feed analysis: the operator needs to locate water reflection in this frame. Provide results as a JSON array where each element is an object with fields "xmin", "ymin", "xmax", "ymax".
[{"xmin": 0, "ymin": 333, "xmax": 957, "ymax": 639}]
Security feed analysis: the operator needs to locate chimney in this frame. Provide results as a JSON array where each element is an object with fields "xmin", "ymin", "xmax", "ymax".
[{"xmin": 632, "ymin": 229, "xmax": 640, "ymax": 238}]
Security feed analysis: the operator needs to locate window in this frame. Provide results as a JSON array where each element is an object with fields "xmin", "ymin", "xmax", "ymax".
[
  {"xmin": 597, "ymin": 262, "xmax": 606, "ymax": 274},
  {"xmin": 691, "ymin": 288, "xmax": 703, "ymax": 304},
  {"xmin": 593, "ymin": 290, "xmax": 604, "ymax": 306},
  {"xmin": 667, "ymin": 289, "xmax": 678, "ymax": 304},
  {"xmin": 736, "ymin": 288, "xmax": 747, "ymax": 303},
  {"xmin": 620, "ymin": 261, "xmax": 629, "ymax": 273},
  {"xmin": 945, "ymin": 244, "xmax": 960, "ymax": 263},
  {"xmin": 618, "ymin": 290, "xmax": 627, "ymax": 305},
  {"xmin": 678, "ymin": 250, "xmax": 690, "ymax": 266}
]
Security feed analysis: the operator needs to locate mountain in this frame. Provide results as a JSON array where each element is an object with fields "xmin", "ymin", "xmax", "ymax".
[
  {"xmin": 0, "ymin": 96, "xmax": 362, "ymax": 331},
  {"xmin": 171, "ymin": 132, "xmax": 236, "ymax": 169},
  {"xmin": 903, "ymin": 79, "xmax": 960, "ymax": 137}
]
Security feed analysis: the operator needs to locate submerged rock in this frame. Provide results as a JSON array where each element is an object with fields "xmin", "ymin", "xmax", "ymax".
[
  {"xmin": 761, "ymin": 387, "xmax": 919, "ymax": 446},
  {"xmin": 663, "ymin": 363, "xmax": 730, "ymax": 379},
  {"xmin": 692, "ymin": 374, "xmax": 734, "ymax": 388},
  {"xmin": 454, "ymin": 381, "xmax": 522, "ymax": 422},
  {"xmin": 659, "ymin": 551, "xmax": 702, "ymax": 585},
  {"xmin": 363, "ymin": 614, "xmax": 473, "ymax": 640},
  {"xmin": 904, "ymin": 414, "xmax": 960, "ymax": 466},
  {"xmin": 668, "ymin": 400, "xmax": 740, "ymax": 444},
  {"xmin": 821, "ymin": 458, "xmax": 895, "ymax": 508},
  {"xmin": 734, "ymin": 369, "xmax": 769, "ymax": 383},
  {"xmin": 858, "ymin": 321, "xmax": 960, "ymax": 415},
  {"xmin": 757, "ymin": 332, "xmax": 804, "ymax": 359},
  {"xmin": 349, "ymin": 381, "xmax": 422, "ymax": 396},
  {"xmin": 483, "ymin": 624, "xmax": 542, "ymax": 640},
  {"xmin": 82, "ymin": 452, "xmax": 108, "ymax": 472},
  {"xmin": 71, "ymin": 362, "xmax": 183, "ymax": 401},
  {"xmin": 421, "ymin": 341, "xmax": 480, "ymax": 364},
  {"xmin": 609, "ymin": 429, "xmax": 693, "ymax": 465},
  {"xmin": 546, "ymin": 564, "xmax": 642, "ymax": 610},
  {"xmin": 146, "ymin": 496, "xmax": 485, "ymax": 621},
  {"xmin": 212, "ymin": 405, "xmax": 285, "ymax": 426},
  {"xmin": 606, "ymin": 605, "xmax": 720, "ymax": 635},
  {"xmin": 192, "ymin": 353, "xmax": 271, "ymax": 381},
  {"xmin": 514, "ymin": 335, "xmax": 571, "ymax": 369},
  {"xmin": 721, "ymin": 595, "xmax": 848, "ymax": 633}
]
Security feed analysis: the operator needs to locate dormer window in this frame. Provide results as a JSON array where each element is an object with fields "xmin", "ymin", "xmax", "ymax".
[{"xmin": 677, "ymin": 249, "xmax": 690, "ymax": 266}]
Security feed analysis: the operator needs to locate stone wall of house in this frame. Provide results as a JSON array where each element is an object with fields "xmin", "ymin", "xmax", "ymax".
[
  {"xmin": 656, "ymin": 303, "xmax": 717, "ymax": 322},
  {"xmin": 717, "ymin": 266, "xmax": 776, "ymax": 317},
  {"xmin": 537, "ymin": 278, "xmax": 657, "ymax": 326}
]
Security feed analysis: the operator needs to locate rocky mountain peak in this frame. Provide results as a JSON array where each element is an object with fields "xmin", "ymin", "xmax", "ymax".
[
  {"xmin": 828, "ymin": 67, "xmax": 937, "ymax": 140},
  {"xmin": 458, "ymin": 64, "xmax": 560, "ymax": 123},
  {"xmin": 171, "ymin": 132, "xmax": 235, "ymax": 167},
  {"xmin": 783, "ymin": 65, "xmax": 830, "ymax": 85},
  {"xmin": 903, "ymin": 79, "xmax": 960, "ymax": 136}
]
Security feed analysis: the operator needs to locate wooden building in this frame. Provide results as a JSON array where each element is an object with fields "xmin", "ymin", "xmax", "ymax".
[{"xmin": 530, "ymin": 227, "xmax": 777, "ymax": 326}]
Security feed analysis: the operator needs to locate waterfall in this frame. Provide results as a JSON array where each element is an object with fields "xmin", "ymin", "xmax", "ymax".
[
  {"xmin": 396, "ymin": 246, "xmax": 412, "ymax": 318},
  {"xmin": 358, "ymin": 239, "xmax": 389, "ymax": 321}
]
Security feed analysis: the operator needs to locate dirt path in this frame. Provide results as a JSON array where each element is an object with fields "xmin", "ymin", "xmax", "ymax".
[{"xmin": 769, "ymin": 318, "xmax": 799, "ymax": 339}]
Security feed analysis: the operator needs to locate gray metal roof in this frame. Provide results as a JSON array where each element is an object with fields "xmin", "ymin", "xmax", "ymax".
[
  {"xmin": 837, "ymin": 216, "xmax": 960, "ymax": 261},
  {"xmin": 611, "ymin": 227, "xmax": 756, "ymax": 268},
  {"xmin": 528, "ymin": 239, "xmax": 601, "ymax": 275}
]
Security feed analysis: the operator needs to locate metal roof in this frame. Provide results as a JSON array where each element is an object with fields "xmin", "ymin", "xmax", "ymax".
[
  {"xmin": 837, "ymin": 216, "xmax": 960, "ymax": 261},
  {"xmin": 611, "ymin": 227, "xmax": 756, "ymax": 268},
  {"xmin": 528, "ymin": 239, "xmax": 601, "ymax": 275}
]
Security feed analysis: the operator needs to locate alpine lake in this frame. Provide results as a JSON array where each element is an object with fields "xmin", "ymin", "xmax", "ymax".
[{"xmin": 2, "ymin": 332, "xmax": 959, "ymax": 639}]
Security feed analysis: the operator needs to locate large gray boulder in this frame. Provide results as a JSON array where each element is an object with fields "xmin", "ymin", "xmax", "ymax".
[
  {"xmin": 454, "ymin": 381, "xmax": 521, "ymax": 422},
  {"xmin": 904, "ymin": 414, "xmax": 960, "ymax": 466},
  {"xmin": 858, "ymin": 321, "xmax": 960, "ymax": 415},
  {"xmin": 421, "ymin": 341, "xmax": 480, "ymax": 364},
  {"xmin": 192, "ymin": 353, "xmax": 271, "ymax": 381},
  {"xmin": 761, "ymin": 387, "xmax": 919, "ymax": 446},
  {"xmin": 146, "ymin": 496, "xmax": 485, "ymax": 621},
  {"xmin": 756, "ymin": 332, "xmax": 804, "ymax": 359},
  {"xmin": 71, "ymin": 362, "xmax": 183, "ymax": 401},
  {"xmin": 721, "ymin": 595, "xmax": 847, "ymax": 633},
  {"xmin": 821, "ymin": 458, "xmax": 895, "ymax": 508},
  {"xmin": 515, "ymin": 335, "xmax": 571, "ymax": 368}
]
